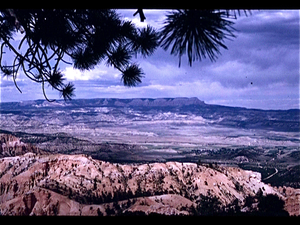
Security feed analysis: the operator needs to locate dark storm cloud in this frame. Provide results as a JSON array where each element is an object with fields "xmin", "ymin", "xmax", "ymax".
[
  {"xmin": 230, "ymin": 10, "xmax": 299, "ymax": 75},
  {"xmin": 132, "ymin": 10, "xmax": 298, "ymax": 89},
  {"xmin": 234, "ymin": 11, "xmax": 299, "ymax": 47},
  {"xmin": 189, "ymin": 10, "xmax": 299, "ymax": 89}
]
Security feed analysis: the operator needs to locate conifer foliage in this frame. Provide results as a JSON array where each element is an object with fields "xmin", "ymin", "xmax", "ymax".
[{"xmin": 0, "ymin": 9, "xmax": 246, "ymax": 101}]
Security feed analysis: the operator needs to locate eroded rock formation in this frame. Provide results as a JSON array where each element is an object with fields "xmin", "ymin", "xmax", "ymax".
[{"xmin": 0, "ymin": 152, "xmax": 299, "ymax": 216}]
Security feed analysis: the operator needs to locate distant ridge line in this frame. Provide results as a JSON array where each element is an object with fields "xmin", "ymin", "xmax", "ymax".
[
  {"xmin": 113, "ymin": 97, "xmax": 205, "ymax": 107},
  {"xmin": 0, "ymin": 97, "xmax": 206, "ymax": 108},
  {"xmin": 0, "ymin": 97, "xmax": 299, "ymax": 111}
]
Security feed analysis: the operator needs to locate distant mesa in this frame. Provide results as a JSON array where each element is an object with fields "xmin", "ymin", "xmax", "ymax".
[
  {"xmin": 120, "ymin": 97, "xmax": 205, "ymax": 107},
  {"xmin": 97, "ymin": 97, "xmax": 205, "ymax": 107},
  {"xmin": 0, "ymin": 97, "xmax": 206, "ymax": 108},
  {"xmin": 0, "ymin": 97, "xmax": 299, "ymax": 132}
]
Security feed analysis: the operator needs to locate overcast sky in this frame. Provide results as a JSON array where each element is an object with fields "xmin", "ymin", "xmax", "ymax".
[{"xmin": 0, "ymin": 10, "xmax": 299, "ymax": 110}]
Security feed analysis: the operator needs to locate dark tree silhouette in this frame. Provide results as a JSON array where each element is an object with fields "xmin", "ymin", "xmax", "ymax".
[
  {"xmin": 257, "ymin": 194, "xmax": 289, "ymax": 216},
  {"xmin": 159, "ymin": 10, "xmax": 236, "ymax": 66},
  {"xmin": 0, "ymin": 9, "xmax": 249, "ymax": 101}
]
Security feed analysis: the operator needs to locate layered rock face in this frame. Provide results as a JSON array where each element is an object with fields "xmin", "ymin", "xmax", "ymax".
[
  {"xmin": 0, "ymin": 134, "xmax": 46, "ymax": 157},
  {"xmin": 0, "ymin": 152, "xmax": 299, "ymax": 216}
]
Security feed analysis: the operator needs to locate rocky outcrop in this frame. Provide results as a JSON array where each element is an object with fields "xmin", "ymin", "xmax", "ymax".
[
  {"xmin": 275, "ymin": 186, "xmax": 300, "ymax": 216},
  {"xmin": 0, "ymin": 134, "xmax": 47, "ymax": 158},
  {"xmin": 0, "ymin": 153, "xmax": 299, "ymax": 216}
]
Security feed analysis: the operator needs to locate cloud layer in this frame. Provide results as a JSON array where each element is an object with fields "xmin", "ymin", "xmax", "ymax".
[{"xmin": 1, "ymin": 10, "xmax": 299, "ymax": 109}]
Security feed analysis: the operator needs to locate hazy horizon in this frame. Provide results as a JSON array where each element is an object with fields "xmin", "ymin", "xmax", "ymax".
[{"xmin": 1, "ymin": 96, "xmax": 299, "ymax": 111}]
